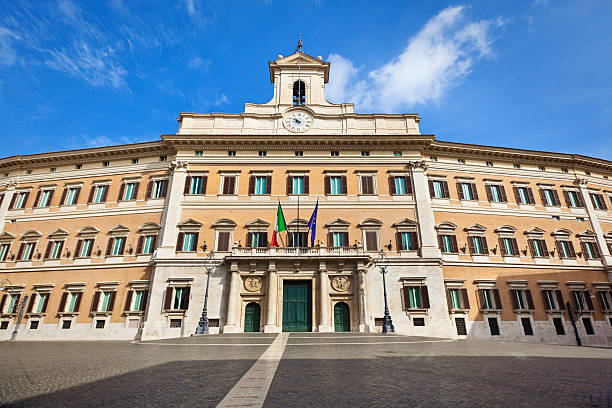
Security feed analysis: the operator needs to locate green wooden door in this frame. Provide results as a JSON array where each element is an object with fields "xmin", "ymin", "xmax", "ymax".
[
  {"xmin": 244, "ymin": 302, "xmax": 261, "ymax": 332},
  {"xmin": 282, "ymin": 281, "xmax": 312, "ymax": 332},
  {"xmin": 334, "ymin": 302, "xmax": 350, "ymax": 332}
]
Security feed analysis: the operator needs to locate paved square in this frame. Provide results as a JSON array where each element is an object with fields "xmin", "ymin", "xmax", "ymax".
[{"xmin": 0, "ymin": 334, "xmax": 610, "ymax": 407}]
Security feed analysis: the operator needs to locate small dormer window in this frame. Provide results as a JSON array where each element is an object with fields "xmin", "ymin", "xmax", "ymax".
[{"xmin": 293, "ymin": 81, "xmax": 305, "ymax": 106}]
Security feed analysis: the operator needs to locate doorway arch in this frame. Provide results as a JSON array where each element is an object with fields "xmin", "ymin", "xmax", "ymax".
[
  {"xmin": 334, "ymin": 302, "xmax": 350, "ymax": 332},
  {"xmin": 244, "ymin": 302, "xmax": 261, "ymax": 332}
]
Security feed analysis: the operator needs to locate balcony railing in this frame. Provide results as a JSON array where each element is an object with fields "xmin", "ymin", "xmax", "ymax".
[{"xmin": 230, "ymin": 246, "xmax": 365, "ymax": 257}]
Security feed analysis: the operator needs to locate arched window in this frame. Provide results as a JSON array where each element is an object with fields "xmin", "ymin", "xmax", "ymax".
[{"xmin": 293, "ymin": 81, "xmax": 305, "ymax": 106}]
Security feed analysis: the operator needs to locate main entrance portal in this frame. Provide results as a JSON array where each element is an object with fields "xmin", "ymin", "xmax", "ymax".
[{"xmin": 282, "ymin": 280, "xmax": 312, "ymax": 332}]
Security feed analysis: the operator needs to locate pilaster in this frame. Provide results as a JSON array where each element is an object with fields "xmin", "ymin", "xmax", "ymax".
[
  {"xmin": 410, "ymin": 161, "xmax": 442, "ymax": 259},
  {"xmin": 264, "ymin": 261, "xmax": 281, "ymax": 333},
  {"xmin": 223, "ymin": 262, "xmax": 241, "ymax": 333},
  {"xmin": 576, "ymin": 178, "xmax": 612, "ymax": 279},
  {"xmin": 318, "ymin": 260, "xmax": 332, "ymax": 332},
  {"xmin": 156, "ymin": 161, "xmax": 188, "ymax": 258},
  {"xmin": 0, "ymin": 183, "xmax": 16, "ymax": 234},
  {"xmin": 357, "ymin": 264, "xmax": 371, "ymax": 332}
]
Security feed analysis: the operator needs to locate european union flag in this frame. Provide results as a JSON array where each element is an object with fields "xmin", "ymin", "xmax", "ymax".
[{"xmin": 307, "ymin": 199, "xmax": 319, "ymax": 247}]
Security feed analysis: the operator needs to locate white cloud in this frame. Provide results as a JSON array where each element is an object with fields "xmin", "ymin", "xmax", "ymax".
[
  {"xmin": 187, "ymin": 56, "xmax": 211, "ymax": 71},
  {"xmin": 185, "ymin": 0, "xmax": 196, "ymax": 17},
  {"xmin": 0, "ymin": 27, "xmax": 20, "ymax": 66},
  {"xmin": 213, "ymin": 94, "xmax": 228, "ymax": 106},
  {"xmin": 46, "ymin": 41, "xmax": 127, "ymax": 89},
  {"xmin": 326, "ymin": 6, "xmax": 499, "ymax": 112}
]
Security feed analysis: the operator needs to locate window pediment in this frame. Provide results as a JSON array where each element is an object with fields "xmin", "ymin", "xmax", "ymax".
[
  {"xmin": 21, "ymin": 230, "xmax": 42, "ymax": 241},
  {"xmin": 245, "ymin": 219, "xmax": 270, "ymax": 232},
  {"xmin": 576, "ymin": 230, "xmax": 597, "ymax": 241},
  {"xmin": 48, "ymin": 228, "xmax": 69, "ymax": 239},
  {"xmin": 495, "ymin": 225, "xmax": 517, "ymax": 234},
  {"xmin": 109, "ymin": 224, "xmax": 130, "ymax": 236},
  {"xmin": 0, "ymin": 232, "xmax": 15, "ymax": 243},
  {"xmin": 77, "ymin": 226, "xmax": 100, "ymax": 238},
  {"xmin": 358, "ymin": 218, "xmax": 383, "ymax": 229},
  {"xmin": 464, "ymin": 224, "xmax": 487, "ymax": 234},
  {"xmin": 212, "ymin": 218, "xmax": 237, "ymax": 229},
  {"xmin": 287, "ymin": 218, "xmax": 308, "ymax": 231},
  {"xmin": 435, "ymin": 222, "xmax": 457, "ymax": 233},
  {"xmin": 178, "ymin": 219, "xmax": 203, "ymax": 232},
  {"xmin": 324, "ymin": 218, "xmax": 350, "ymax": 229},
  {"xmin": 524, "ymin": 227, "xmax": 545, "ymax": 236},
  {"xmin": 138, "ymin": 222, "xmax": 161, "ymax": 233},
  {"xmin": 551, "ymin": 228, "xmax": 572, "ymax": 238},
  {"xmin": 604, "ymin": 231, "xmax": 612, "ymax": 241}
]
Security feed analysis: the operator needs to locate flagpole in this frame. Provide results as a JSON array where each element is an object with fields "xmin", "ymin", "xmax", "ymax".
[{"xmin": 297, "ymin": 192, "xmax": 300, "ymax": 248}]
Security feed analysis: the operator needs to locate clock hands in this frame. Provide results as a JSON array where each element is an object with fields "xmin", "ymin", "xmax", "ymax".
[{"xmin": 293, "ymin": 118, "xmax": 302, "ymax": 125}]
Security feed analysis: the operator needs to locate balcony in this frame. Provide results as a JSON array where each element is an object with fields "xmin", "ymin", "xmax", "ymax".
[{"xmin": 229, "ymin": 246, "xmax": 367, "ymax": 258}]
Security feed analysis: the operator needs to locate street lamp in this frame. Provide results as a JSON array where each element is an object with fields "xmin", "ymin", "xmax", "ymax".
[
  {"xmin": 374, "ymin": 250, "xmax": 395, "ymax": 333},
  {"xmin": 195, "ymin": 251, "xmax": 219, "ymax": 335}
]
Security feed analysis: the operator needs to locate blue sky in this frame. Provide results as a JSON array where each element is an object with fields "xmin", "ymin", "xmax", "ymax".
[{"xmin": 0, "ymin": 0, "xmax": 611, "ymax": 159}]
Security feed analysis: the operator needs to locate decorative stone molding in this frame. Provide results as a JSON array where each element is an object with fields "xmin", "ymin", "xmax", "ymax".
[
  {"xmin": 170, "ymin": 160, "xmax": 189, "ymax": 170},
  {"xmin": 331, "ymin": 275, "xmax": 350, "ymax": 292},
  {"xmin": 244, "ymin": 276, "xmax": 262, "ymax": 292}
]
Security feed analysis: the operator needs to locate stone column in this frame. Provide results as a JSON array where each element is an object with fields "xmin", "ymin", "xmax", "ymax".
[
  {"xmin": 318, "ymin": 261, "xmax": 332, "ymax": 332},
  {"xmin": 156, "ymin": 161, "xmax": 188, "ymax": 259},
  {"xmin": 410, "ymin": 161, "xmax": 442, "ymax": 259},
  {"xmin": 264, "ymin": 261, "xmax": 281, "ymax": 333},
  {"xmin": 0, "ymin": 182, "xmax": 16, "ymax": 233},
  {"xmin": 223, "ymin": 262, "xmax": 241, "ymax": 333},
  {"xmin": 576, "ymin": 178, "xmax": 612, "ymax": 278},
  {"xmin": 357, "ymin": 264, "xmax": 370, "ymax": 332}
]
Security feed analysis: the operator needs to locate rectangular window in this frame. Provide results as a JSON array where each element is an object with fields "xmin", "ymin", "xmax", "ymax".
[
  {"xmin": 95, "ymin": 320, "xmax": 105, "ymax": 329},
  {"xmin": 182, "ymin": 233, "xmax": 196, "ymax": 252},
  {"xmin": 599, "ymin": 291, "xmax": 611, "ymax": 310},
  {"xmin": 93, "ymin": 185, "xmax": 107, "ymax": 203},
  {"xmin": 65, "ymin": 187, "xmax": 79, "ymax": 205},
  {"xmin": 222, "ymin": 176, "xmax": 236, "ymax": 195},
  {"xmin": 292, "ymin": 176, "xmax": 304, "ymax": 195},
  {"xmin": 331, "ymin": 151, "xmax": 339, "ymax": 157},
  {"xmin": 62, "ymin": 320, "xmax": 71, "ymax": 329},
  {"xmin": 394, "ymin": 177, "xmax": 407, "ymax": 195},
  {"xmin": 521, "ymin": 317, "xmax": 533, "ymax": 335},
  {"xmin": 365, "ymin": 231, "xmax": 378, "ymax": 251},
  {"xmin": 532, "ymin": 239, "xmax": 545, "ymax": 257},
  {"xmin": 583, "ymin": 241, "xmax": 599, "ymax": 259},
  {"xmin": 332, "ymin": 232, "xmax": 345, "ymax": 247},
  {"xmin": 295, "ymin": 150, "xmax": 303, "ymax": 157},
  {"xmin": 100, "ymin": 292, "xmax": 112, "ymax": 312},
  {"xmin": 488, "ymin": 317, "xmax": 500, "ymax": 335},
  {"xmin": 0, "ymin": 244, "xmax": 9, "ymax": 261},
  {"xmin": 471, "ymin": 236, "xmax": 487, "ymax": 255},
  {"xmin": 582, "ymin": 318, "xmax": 594, "ymax": 335},
  {"xmin": 22, "ymin": 242, "xmax": 35, "ymax": 260},
  {"xmin": 255, "ymin": 176, "xmax": 267, "ymax": 195},
  {"xmin": 567, "ymin": 191, "xmax": 580, "ymax": 207},
  {"xmin": 591, "ymin": 193, "xmax": 606, "ymax": 210},
  {"xmin": 514, "ymin": 290, "xmax": 526, "ymax": 309},
  {"xmin": 441, "ymin": 235, "xmax": 452, "ymax": 253},
  {"xmin": 80, "ymin": 239, "xmax": 93, "ymax": 257},
  {"xmin": 558, "ymin": 240, "xmax": 574, "ymax": 258},
  {"xmin": 455, "ymin": 317, "xmax": 467, "ymax": 335},
  {"xmin": 544, "ymin": 290, "xmax": 557, "ymax": 310},
  {"xmin": 360, "ymin": 175, "xmax": 375, "ymax": 195},
  {"xmin": 50, "ymin": 241, "xmax": 63, "ymax": 259},
  {"xmin": 39, "ymin": 190, "xmax": 52, "ymax": 207},
  {"xmin": 482, "ymin": 289, "xmax": 494, "ymax": 309},
  {"xmin": 431, "ymin": 180, "xmax": 446, "ymax": 199},
  {"xmin": 553, "ymin": 317, "xmax": 565, "ymax": 335},
  {"xmin": 228, "ymin": 151, "xmax": 236, "ymax": 157},
  {"xmin": 36, "ymin": 293, "xmax": 48, "ymax": 313},
  {"xmin": 401, "ymin": 232, "xmax": 415, "ymax": 250},
  {"xmin": 393, "ymin": 151, "xmax": 402, "ymax": 157},
  {"xmin": 361, "ymin": 151, "xmax": 370, "ymax": 157},
  {"xmin": 7, "ymin": 294, "xmax": 19, "ymax": 314},
  {"xmin": 173, "ymin": 288, "xmax": 186, "ymax": 310},
  {"xmin": 460, "ymin": 183, "xmax": 473, "ymax": 200},
  {"xmin": 190, "ymin": 176, "xmax": 205, "ymax": 194},
  {"xmin": 572, "ymin": 291, "xmax": 586, "ymax": 310},
  {"xmin": 450, "ymin": 289, "xmax": 461, "ymax": 309},
  {"xmin": 112, "ymin": 237, "xmax": 125, "ymax": 256},
  {"xmin": 290, "ymin": 232, "xmax": 307, "ymax": 248},
  {"xmin": 67, "ymin": 293, "xmax": 79, "ymax": 312},
  {"xmin": 123, "ymin": 183, "xmax": 136, "ymax": 200},
  {"xmin": 30, "ymin": 320, "xmax": 39, "ymax": 330},
  {"xmin": 251, "ymin": 232, "xmax": 266, "ymax": 248},
  {"xmin": 488, "ymin": 185, "xmax": 504, "ymax": 202},
  {"xmin": 330, "ymin": 176, "xmax": 342, "ymax": 195},
  {"xmin": 517, "ymin": 187, "xmax": 529, "ymax": 204},
  {"xmin": 216, "ymin": 231, "xmax": 231, "ymax": 252},
  {"xmin": 143, "ymin": 235, "xmax": 155, "ymax": 254},
  {"xmin": 152, "ymin": 181, "xmax": 165, "ymax": 199},
  {"xmin": 258, "ymin": 151, "xmax": 267, "ymax": 157},
  {"xmin": 194, "ymin": 151, "xmax": 203, "ymax": 156},
  {"xmin": 407, "ymin": 287, "xmax": 422, "ymax": 308},
  {"xmin": 15, "ymin": 192, "xmax": 28, "ymax": 209},
  {"xmin": 501, "ymin": 238, "xmax": 516, "ymax": 256}
]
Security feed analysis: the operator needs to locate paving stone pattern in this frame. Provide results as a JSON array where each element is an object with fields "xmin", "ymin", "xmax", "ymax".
[{"xmin": 0, "ymin": 334, "xmax": 610, "ymax": 407}]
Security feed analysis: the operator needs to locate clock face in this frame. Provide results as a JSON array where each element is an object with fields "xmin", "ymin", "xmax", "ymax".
[{"xmin": 283, "ymin": 111, "xmax": 313, "ymax": 133}]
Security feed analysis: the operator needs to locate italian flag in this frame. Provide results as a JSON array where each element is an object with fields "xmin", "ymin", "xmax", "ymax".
[{"xmin": 270, "ymin": 201, "xmax": 287, "ymax": 247}]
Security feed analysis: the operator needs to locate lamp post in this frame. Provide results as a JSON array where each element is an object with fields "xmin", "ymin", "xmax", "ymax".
[
  {"xmin": 375, "ymin": 250, "xmax": 394, "ymax": 333},
  {"xmin": 196, "ymin": 251, "xmax": 219, "ymax": 335}
]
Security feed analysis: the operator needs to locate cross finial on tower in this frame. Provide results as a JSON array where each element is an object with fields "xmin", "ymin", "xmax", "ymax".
[{"xmin": 297, "ymin": 34, "xmax": 303, "ymax": 52}]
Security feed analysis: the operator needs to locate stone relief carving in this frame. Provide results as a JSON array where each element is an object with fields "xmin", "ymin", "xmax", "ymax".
[
  {"xmin": 244, "ymin": 276, "xmax": 263, "ymax": 292},
  {"xmin": 331, "ymin": 276, "xmax": 350, "ymax": 292}
]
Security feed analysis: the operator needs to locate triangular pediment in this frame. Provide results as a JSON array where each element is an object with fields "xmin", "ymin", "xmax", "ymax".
[
  {"xmin": 324, "ymin": 218, "xmax": 350, "ymax": 228},
  {"xmin": 21, "ymin": 230, "xmax": 42, "ymax": 240},
  {"xmin": 269, "ymin": 51, "xmax": 330, "ymax": 83},
  {"xmin": 576, "ymin": 230, "xmax": 596, "ymax": 238},
  {"xmin": 392, "ymin": 218, "xmax": 418, "ymax": 228},
  {"xmin": 78, "ymin": 226, "xmax": 99, "ymax": 235},
  {"xmin": 245, "ymin": 218, "xmax": 270, "ymax": 228},
  {"xmin": 177, "ymin": 219, "xmax": 203, "ymax": 228},
  {"xmin": 48, "ymin": 228, "xmax": 69, "ymax": 239},
  {"xmin": 0, "ymin": 232, "xmax": 15, "ymax": 243},
  {"xmin": 138, "ymin": 222, "xmax": 161, "ymax": 232},
  {"xmin": 495, "ymin": 225, "xmax": 517, "ymax": 234},
  {"xmin": 109, "ymin": 224, "xmax": 130, "ymax": 234},
  {"xmin": 551, "ymin": 228, "xmax": 572, "ymax": 237},
  {"xmin": 604, "ymin": 231, "xmax": 612, "ymax": 240},
  {"xmin": 524, "ymin": 227, "xmax": 546, "ymax": 236},
  {"xmin": 275, "ymin": 51, "xmax": 327, "ymax": 66},
  {"xmin": 435, "ymin": 222, "xmax": 457, "ymax": 231},
  {"xmin": 464, "ymin": 223, "xmax": 487, "ymax": 232}
]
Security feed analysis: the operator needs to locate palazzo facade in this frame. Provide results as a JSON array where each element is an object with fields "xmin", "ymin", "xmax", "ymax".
[{"xmin": 1, "ymin": 51, "xmax": 612, "ymax": 345}]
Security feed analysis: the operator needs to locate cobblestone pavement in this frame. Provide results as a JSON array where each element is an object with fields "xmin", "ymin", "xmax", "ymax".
[{"xmin": 0, "ymin": 334, "xmax": 611, "ymax": 407}]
